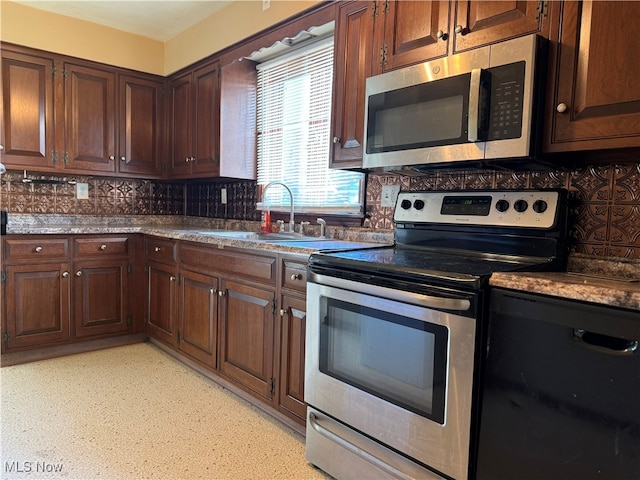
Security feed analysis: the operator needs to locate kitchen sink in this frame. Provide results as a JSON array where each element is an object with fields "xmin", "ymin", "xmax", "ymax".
[{"xmin": 189, "ymin": 230, "xmax": 328, "ymax": 242}]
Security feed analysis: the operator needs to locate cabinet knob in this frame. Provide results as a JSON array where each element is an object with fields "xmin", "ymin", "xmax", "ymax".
[
  {"xmin": 120, "ymin": 156, "xmax": 126, "ymax": 162},
  {"xmin": 154, "ymin": 246, "xmax": 161, "ymax": 252},
  {"xmin": 76, "ymin": 271, "xmax": 83, "ymax": 277},
  {"xmin": 35, "ymin": 246, "xmax": 43, "ymax": 253},
  {"xmin": 169, "ymin": 276, "xmax": 176, "ymax": 282},
  {"xmin": 436, "ymin": 30, "xmax": 446, "ymax": 39},
  {"xmin": 556, "ymin": 103, "xmax": 568, "ymax": 113},
  {"xmin": 279, "ymin": 309, "xmax": 286, "ymax": 317},
  {"xmin": 109, "ymin": 155, "xmax": 115, "ymax": 160},
  {"xmin": 218, "ymin": 290, "xmax": 226, "ymax": 297},
  {"xmin": 62, "ymin": 271, "xmax": 69, "ymax": 278},
  {"xmin": 210, "ymin": 288, "xmax": 216, "ymax": 295},
  {"xmin": 100, "ymin": 244, "xmax": 107, "ymax": 251},
  {"xmin": 333, "ymin": 137, "xmax": 341, "ymax": 144},
  {"xmin": 290, "ymin": 273, "xmax": 302, "ymax": 281},
  {"xmin": 455, "ymin": 25, "xmax": 465, "ymax": 34}
]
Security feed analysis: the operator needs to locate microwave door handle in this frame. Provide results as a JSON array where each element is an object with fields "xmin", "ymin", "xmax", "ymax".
[{"xmin": 468, "ymin": 68, "xmax": 482, "ymax": 142}]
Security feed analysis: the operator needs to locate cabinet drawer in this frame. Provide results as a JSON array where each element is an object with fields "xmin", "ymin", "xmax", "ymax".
[
  {"xmin": 145, "ymin": 237, "xmax": 177, "ymax": 265},
  {"xmin": 282, "ymin": 258, "xmax": 308, "ymax": 293},
  {"xmin": 3, "ymin": 237, "xmax": 70, "ymax": 261},
  {"xmin": 181, "ymin": 243, "xmax": 276, "ymax": 285},
  {"xmin": 74, "ymin": 236, "xmax": 129, "ymax": 257}
]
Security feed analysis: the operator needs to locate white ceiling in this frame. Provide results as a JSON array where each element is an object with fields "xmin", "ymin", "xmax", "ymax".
[{"xmin": 11, "ymin": 0, "xmax": 234, "ymax": 41}]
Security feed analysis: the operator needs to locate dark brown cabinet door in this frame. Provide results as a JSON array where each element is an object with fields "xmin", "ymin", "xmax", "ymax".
[
  {"xmin": 118, "ymin": 74, "xmax": 163, "ymax": 176},
  {"xmin": 544, "ymin": 0, "xmax": 640, "ymax": 152},
  {"xmin": 278, "ymin": 294, "xmax": 307, "ymax": 422},
  {"xmin": 146, "ymin": 262, "xmax": 177, "ymax": 346},
  {"xmin": 218, "ymin": 279, "xmax": 275, "ymax": 400},
  {"xmin": 178, "ymin": 269, "xmax": 218, "ymax": 368},
  {"xmin": 330, "ymin": 0, "xmax": 375, "ymax": 168},
  {"xmin": 168, "ymin": 71, "xmax": 192, "ymax": 176},
  {"xmin": 64, "ymin": 63, "xmax": 116, "ymax": 172},
  {"xmin": 376, "ymin": 0, "xmax": 451, "ymax": 73},
  {"xmin": 0, "ymin": 50, "xmax": 56, "ymax": 170},
  {"xmin": 4, "ymin": 263, "xmax": 71, "ymax": 350},
  {"xmin": 192, "ymin": 60, "xmax": 220, "ymax": 175},
  {"xmin": 453, "ymin": 0, "xmax": 549, "ymax": 53},
  {"xmin": 73, "ymin": 258, "xmax": 130, "ymax": 338}
]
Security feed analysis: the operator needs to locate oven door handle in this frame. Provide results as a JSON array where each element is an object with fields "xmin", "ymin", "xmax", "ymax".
[
  {"xmin": 309, "ymin": 412, "xmax": 415, "ymax": 480},
  {"xmin": 310, "ymin": 273, "xmax": 471, "ymax": 312}
]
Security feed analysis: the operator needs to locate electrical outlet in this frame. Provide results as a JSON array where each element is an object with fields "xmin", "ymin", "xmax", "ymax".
[
  {"xmin": 262, "ymin": 0, "xmax": 270, "ymax": 11},
  {"xmin": 221, "ymin": 188, "xmax": 227, "ymax": 205},
  {"xmin": 381, "ymin": 185, "xmax": 400, "ymax": 207},
  {"xmin": 76, "ymin": 182, "xmax": 89, "ymax": 200}
]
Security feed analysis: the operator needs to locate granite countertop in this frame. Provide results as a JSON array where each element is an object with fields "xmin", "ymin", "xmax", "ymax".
[
  {"xmin": 491, "ymin": 254, "xmax": 640, "ymax": 312},
  {"xmin": 4, "ymin": 214, "xmax": 393, "ymax": 255}
]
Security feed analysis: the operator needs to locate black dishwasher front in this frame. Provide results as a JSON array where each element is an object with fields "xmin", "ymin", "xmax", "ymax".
[{"xmin": 475, "ymin": 288, "xmax": 640, "ymax": 480}]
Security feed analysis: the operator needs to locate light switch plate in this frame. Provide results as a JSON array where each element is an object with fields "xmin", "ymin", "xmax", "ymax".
[
  {"xmin": 381, "ymin": 185, "xmax": 400, "ymax": 207},
  {"xmin": 262, "ymin": 0, "xmax": 270, "ymax": 10},
  {"xmin": 76, "ymin": 183, "xmax": 89, "ymax": 200}
]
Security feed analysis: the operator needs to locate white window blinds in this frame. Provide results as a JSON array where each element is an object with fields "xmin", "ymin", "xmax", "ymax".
[{"xmin": 256, "ymin": 36, "xmax": 364, "ymax": 215}]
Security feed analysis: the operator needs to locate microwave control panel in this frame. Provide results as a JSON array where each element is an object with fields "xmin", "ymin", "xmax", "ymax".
[
  {"xmin": 394, "ymin": 190, "xmax": 561, "ymax": 229},
  {"xmin": 487, "ymin": 62, "xmax": 526, "ymax": 141}
]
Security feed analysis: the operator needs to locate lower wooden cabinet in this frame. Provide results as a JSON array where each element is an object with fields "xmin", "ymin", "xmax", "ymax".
[
  {"xmin": 218, "ymin": 278, "xmax": 275, "ymax": 400},
  {"xmin": 278, "ymin": 294, "xmax": 307, "ymax": 422},
  {"xmin": 1, "ymin": 235, "xmax": 139, "ymax": 353},
  {"xmin": 144, "ymin": 242, "xmax": 310, "ymax": 427},
  {"xmin": 4, "ymin": 262, "xmax": 72, "ymax": 349},
  {"xmin": 177, "ymin": 269, "xmax": 218, "ymax": 368}
]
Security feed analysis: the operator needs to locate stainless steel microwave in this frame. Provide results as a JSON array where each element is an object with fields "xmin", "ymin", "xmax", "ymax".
[{"xmin": 363, "ymin": 34, "xmax": 546, "ymax": 170}]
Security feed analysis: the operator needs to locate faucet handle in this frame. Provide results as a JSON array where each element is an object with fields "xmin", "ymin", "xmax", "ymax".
[
  {"xmin": 299, "ymin": 221, "xmax": 310, "ymax": 235},
  {"xmin": 276, "ymin": 220, "xmax": 285, "ymax": 233}
]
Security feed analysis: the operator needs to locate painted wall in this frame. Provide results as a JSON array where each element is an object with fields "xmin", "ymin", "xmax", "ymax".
[{"xmin": 0, "ymin": 0, "xmax": 321, "ymax": 75}]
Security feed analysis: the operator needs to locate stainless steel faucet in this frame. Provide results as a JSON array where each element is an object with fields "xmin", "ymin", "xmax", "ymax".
[{"xmin": 262, "ymin": 181, "xmax": 294, "ymax": 233}]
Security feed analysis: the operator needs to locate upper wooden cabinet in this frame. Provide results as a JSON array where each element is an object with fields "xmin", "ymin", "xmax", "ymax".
[
  {"xmin": 330, "ymin": 1, "xmax": 375, "ymax": 168},
  {"xmin": 452, "ymin": 0, "xmax": 550, "ymax": 53},
  {"xmin": 373, "ymin": 0, "xmax": 451, "ymax": 74},
  {"xmin": 543, "ymin": 0, "xmax": 640, "ymax": 153},
  {"xmin": 64, "ymin": 63, "xmax": 117, "ymax": 173},
  {"xmin": 0, "ymin": 43, "xmax": 165, "ymax": 178},
  {"xmin": 0, "ymin": 49, "xmax": 56, "ymax": 170},
  {"xmin": 168, "ymin": 60, "xmax": 221, "ymax": 178}
]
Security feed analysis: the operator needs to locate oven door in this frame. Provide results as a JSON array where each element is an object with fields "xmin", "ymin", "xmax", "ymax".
[{"xmin": 305, "ymin": 273, "xmax": 478, "ymax": 480}]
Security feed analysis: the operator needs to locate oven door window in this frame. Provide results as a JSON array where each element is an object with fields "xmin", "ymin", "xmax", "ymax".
[
  {"xmin": 319, "ymin": 297, "xmax": 448, "ymax": 424},
  {"xmin": 366, "ymin": 73, "xmax": 470, "ymax": 154}
]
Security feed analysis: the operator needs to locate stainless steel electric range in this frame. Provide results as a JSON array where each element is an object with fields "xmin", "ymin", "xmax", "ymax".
[{"xmin": 304, "ymin": 189, "xmax": 569, "ymax": 480}]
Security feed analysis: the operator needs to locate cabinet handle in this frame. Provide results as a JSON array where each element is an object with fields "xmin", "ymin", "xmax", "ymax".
[
  {"xmin": 154, "ymin": 246, "xmax": 161, "ymax": 252},
  {"xmin": 290, "ymin": 273, "xmax": 302, "ymax": 281},
  {"xmin": 556, "ymin": 103, "xmax": 568, "ymax": 113},
  {"xmin": 218, "ymin": 290, "xmax": 226, "ymax": 297},
  {"xmin": 34, "ymin": 246, "xmax": 43, "ymax": 253},
  {"xmin": 76, "ymin": 271, "xmax": 83, "ymax": 277},
  {"xmin": 100, "ymin": 244, "xmax": 107, "ymax": 251},
  {"xmin": 332, "ymin": 136, "xmax": 341, "ymax": 144},
  {"xmin": 62, "ymin": 271, "xmax": 69, "ymax": 278}
]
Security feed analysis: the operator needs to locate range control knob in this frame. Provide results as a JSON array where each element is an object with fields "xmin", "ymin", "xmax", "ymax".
[
  {"xmin": 413, "ymin": 199, "xmax": 425, "ymax": 210},
  {"xmin": 533, "ymin": 200, "xmax": 548, "ymax": 213},
  {"xmin": 495, "ymin": 199, "xmax": 510, "ymax": 212},
  {"xmin": 401, "ymin": 199, "xmax": 412, "ymax": 210},
  {"xmin": 514, "ymin": 199, "xmax": 529, "ymax": 213}
]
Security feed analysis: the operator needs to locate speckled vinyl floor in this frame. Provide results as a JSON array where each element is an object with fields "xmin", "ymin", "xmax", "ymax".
[{"xmin": 0, "ymin": 343, "xmax": 330, "ymax": 480}]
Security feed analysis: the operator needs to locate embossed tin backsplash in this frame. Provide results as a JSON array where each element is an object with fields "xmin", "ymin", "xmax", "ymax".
[{"xmin": 1, "ymin": 162, "xmax": 638, "ymax": 259}]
